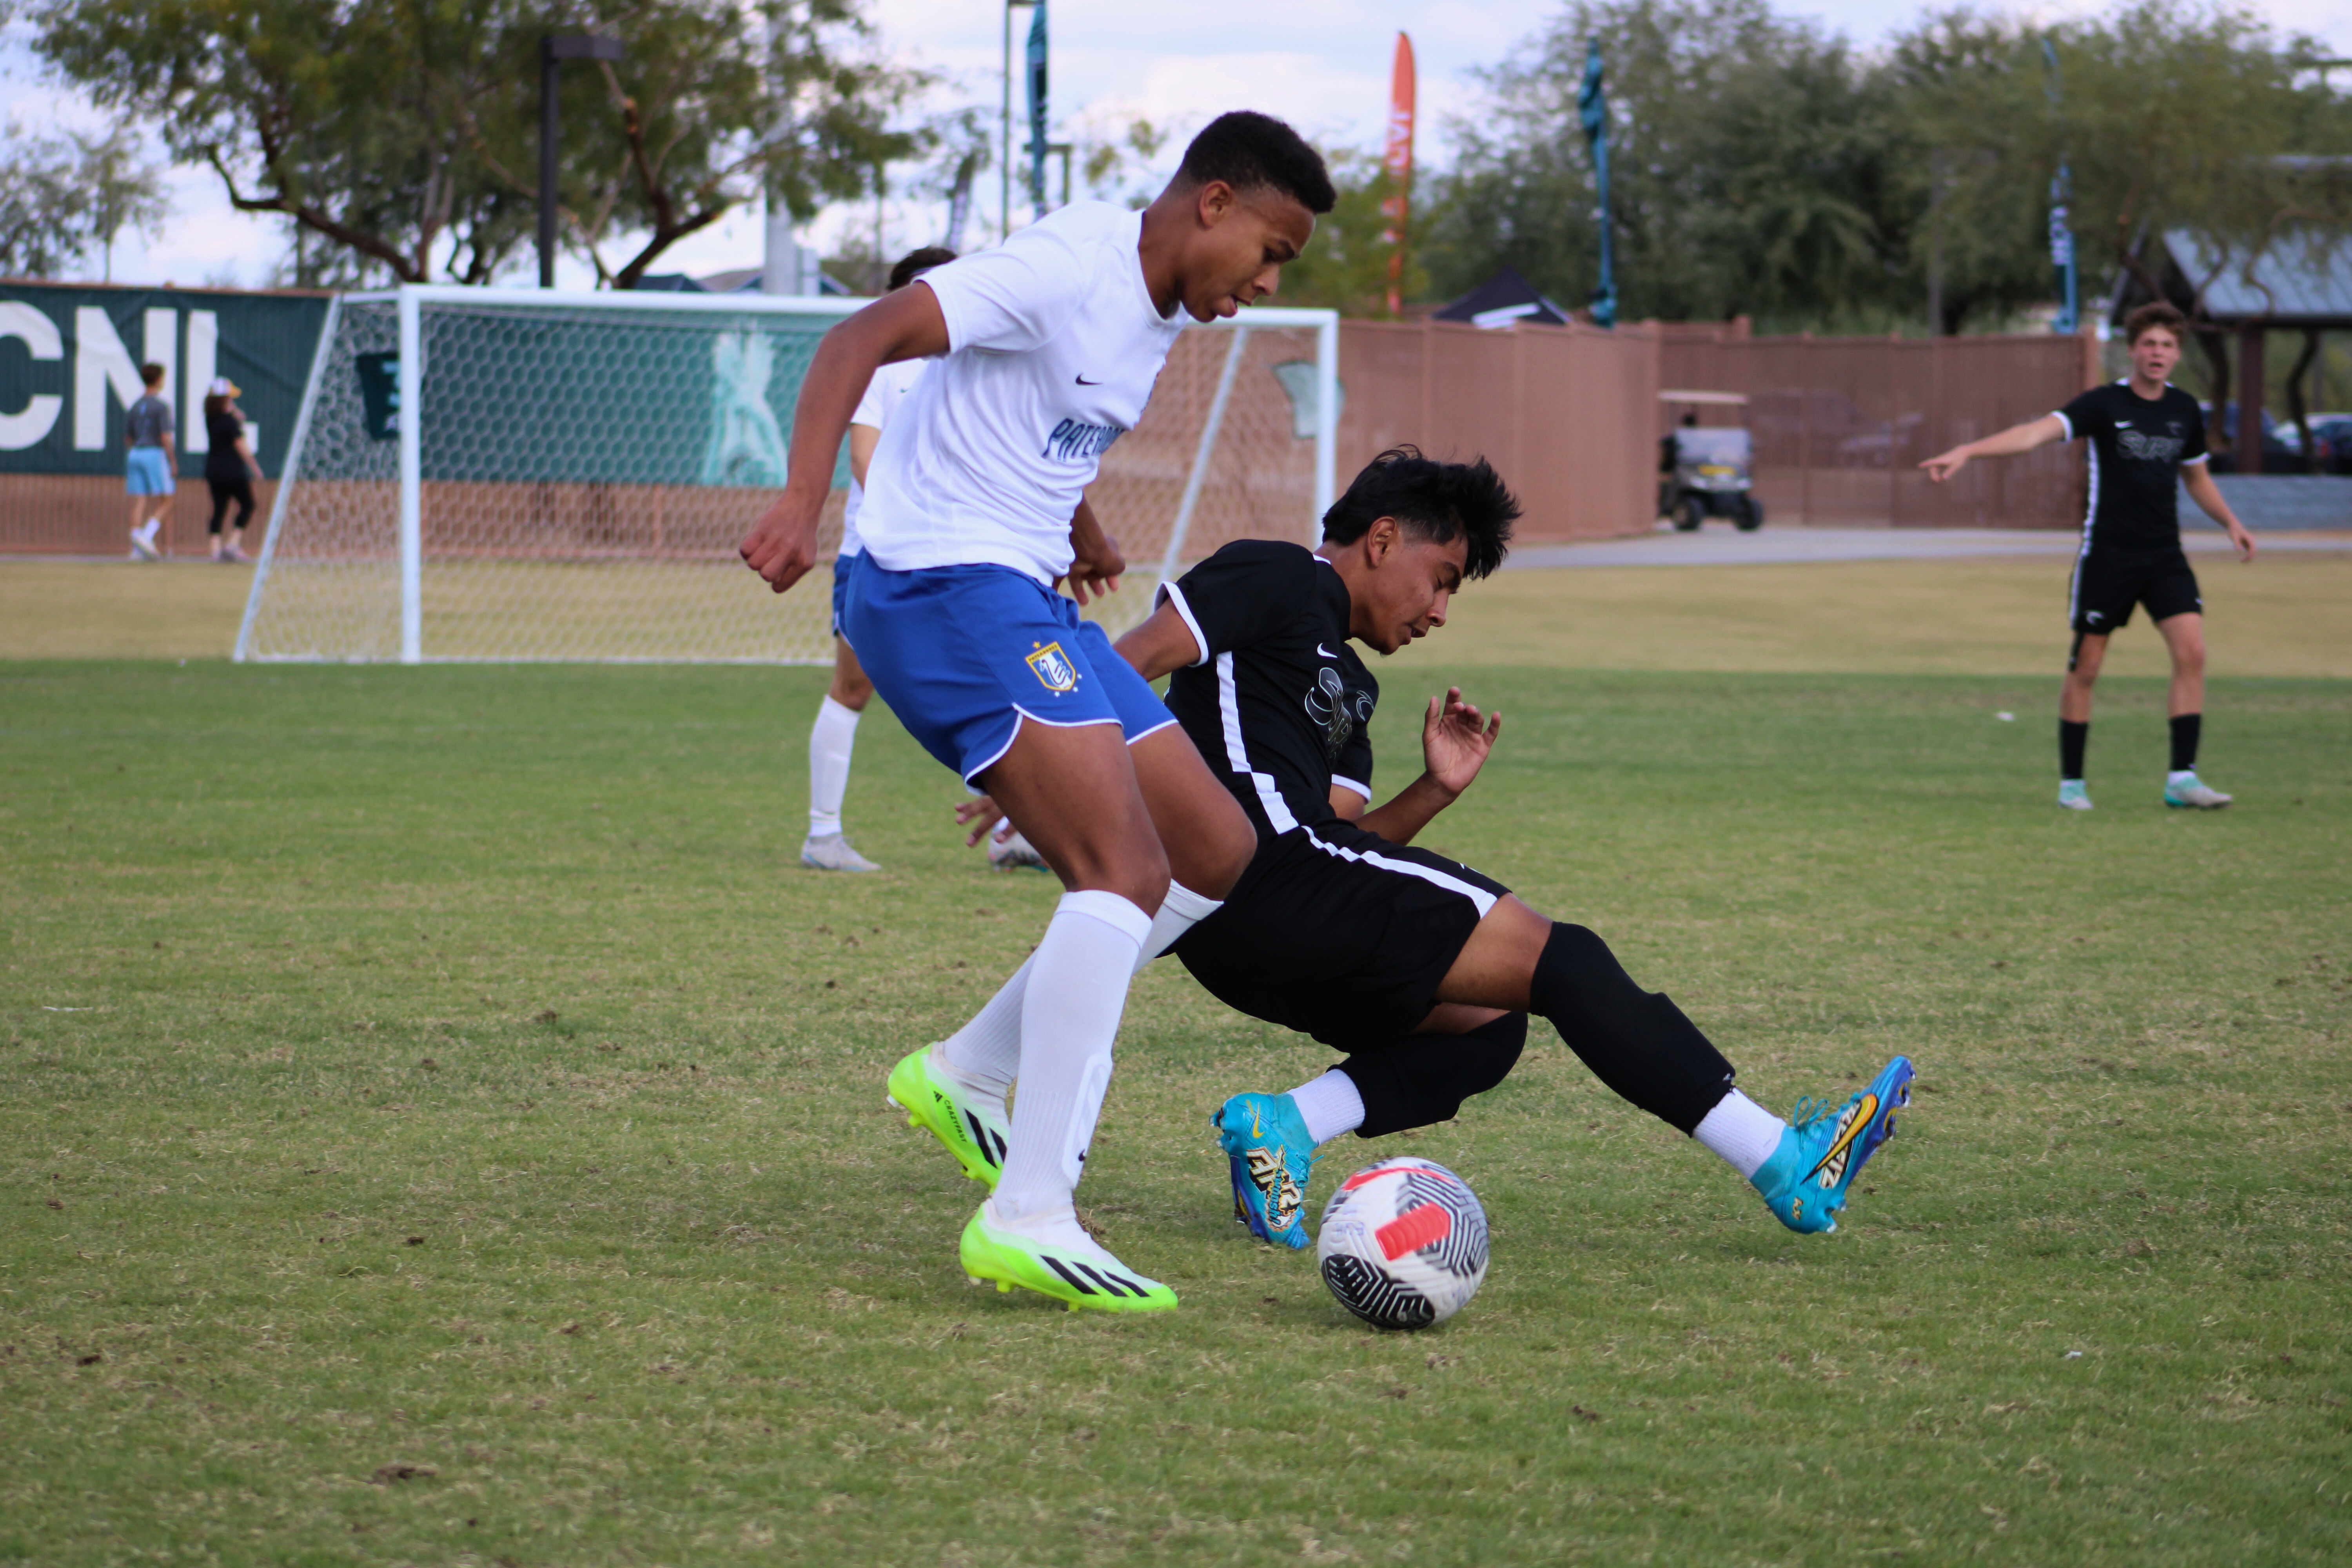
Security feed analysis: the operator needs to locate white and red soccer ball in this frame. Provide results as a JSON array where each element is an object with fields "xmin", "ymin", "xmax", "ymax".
[{"xmin": 1315, "ymin": 1157, "xmax": 1489, "ymax": 1329}]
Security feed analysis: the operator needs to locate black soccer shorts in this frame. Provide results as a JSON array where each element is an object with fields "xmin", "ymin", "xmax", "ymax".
[
  {"xmin": 2069, "ymin": 546, "xmax": 2202, "ymax": 637},
  {"xmin": 1174, "ymin": 819, "xmax": 1510, "ymax": 1051}
]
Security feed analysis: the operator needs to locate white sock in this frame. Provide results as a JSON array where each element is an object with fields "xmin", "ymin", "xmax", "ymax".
[
  {"xmin": 935, "ymin": 879, "xmax": 1219, "ymax": 1097},
  {"xmin": 991, "ymin": 891, "xmax": 1150, "ymax": 1222},
  {"xmin": 135, "ymin": 518, "xmax": 160, "ymax": 540},
  {"xmin": 2167, "ymin": 768, "xmax": 2197, "ymax": 785},
  {"xmin": 1285, "ymin": 1069, "xmax": 1365, "ymax": 1145},
  {"xmin": 937, "ymin": 951, "xmax": 1034, "ymax": 1096},
  {"xmin": 1692, "ymin": 1089, "xmax": 1786, "ymax": 1181},
  {"xmin": 1135, "ymin": 880, "xmax": 1221, "ymax": 969},
  {"xmin": 806, "ymin": 696, "xmax": 860, "ymax": 837}
]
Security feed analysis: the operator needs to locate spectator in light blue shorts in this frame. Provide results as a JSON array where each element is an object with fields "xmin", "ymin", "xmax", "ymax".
[{"xmin": 125, "ymin": 361, "xmax": 176, "ymax": 561}]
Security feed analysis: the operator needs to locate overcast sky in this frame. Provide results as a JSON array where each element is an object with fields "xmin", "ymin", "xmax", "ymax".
[{"xmin": 6, "ymin": 0, "xmax": 2351, "ymax": 290}]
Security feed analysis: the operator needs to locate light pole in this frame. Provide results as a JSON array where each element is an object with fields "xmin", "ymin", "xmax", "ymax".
[
  {"xmin": 1000, "ymin": 0, "xmax": 1040, "ymax": 241},
  {"xmin": 541, "ymin": 33, "xmax": 624, "ymax": 288}
]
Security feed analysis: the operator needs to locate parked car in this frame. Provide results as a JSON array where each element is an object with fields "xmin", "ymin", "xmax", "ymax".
[
  {"xmin": 2307, "ymin": 414, "xmax": 2352, "ymax": 475},
  {"xmin": 2201, "ymin": 403, "xmax": 2327, "ymax": 472}
]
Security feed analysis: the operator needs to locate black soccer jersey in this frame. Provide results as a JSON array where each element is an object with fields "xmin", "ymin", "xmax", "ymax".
[
  {"xmin": 2054, "ymin": 381, "xmax": 2209, "ymax": 552},
  {"xmin": 1160, "ymin": 540, "xmax": 1377, "ymax": 838}
]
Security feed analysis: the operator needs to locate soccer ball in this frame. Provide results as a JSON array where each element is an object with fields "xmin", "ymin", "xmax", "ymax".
[{"xmin": 1315, "ymin": 1157, "xmax": 1489, "ymax": 1330}]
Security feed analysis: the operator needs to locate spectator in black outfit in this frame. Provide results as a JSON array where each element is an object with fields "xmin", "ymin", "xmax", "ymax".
[{"xmin": 201, "ymin": 378, "xmax": 262, "ymax": 564}]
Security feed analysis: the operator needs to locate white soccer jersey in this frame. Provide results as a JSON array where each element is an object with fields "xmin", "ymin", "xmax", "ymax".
[
  {"xmin": 840, "ymin": 356, "xmax": 927, "ymax": 559},
  {"xmin": 855, "ymin": 201, "xmax": 1187, "ymax": 584}
]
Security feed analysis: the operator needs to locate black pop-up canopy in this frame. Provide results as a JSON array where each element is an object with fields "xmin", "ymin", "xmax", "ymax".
[{"xmin": 1432, "ymin": 265, "xmax": 1573, "ymax": 328}]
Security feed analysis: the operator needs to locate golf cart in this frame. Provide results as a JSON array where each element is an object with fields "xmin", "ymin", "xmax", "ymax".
[{"xmin": 1659, "ymin": 389, "xmax": 1762, "ymax": 532}]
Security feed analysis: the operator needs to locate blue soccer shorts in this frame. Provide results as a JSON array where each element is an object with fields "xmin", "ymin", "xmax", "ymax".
[
  {"xmin": 829, "ymin": 551, "xmax": 860, "ymax": 639},
  {"xmin": 125, "ymin": 448, "xmax": 175, "ymax": 495},
  {"xmin": 842, "ymin": 561, "xmax": 1176, "ymax": 785}
]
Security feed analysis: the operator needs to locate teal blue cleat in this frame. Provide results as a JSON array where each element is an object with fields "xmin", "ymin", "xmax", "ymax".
[
  {"xmin": 1211, "ymin": 1092, "xmax": 1318, "ymax": 1249},
  {"xmin": 1752, "ymin": 1056, "xmax": 1915, "ymax": 1235}
]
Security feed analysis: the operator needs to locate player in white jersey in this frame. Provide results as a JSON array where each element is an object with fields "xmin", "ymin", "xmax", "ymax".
[
  {"xmin": 740, "ymin": 113, "xmax": 1337, "ymax": 1311},
  {"xmin": 801, "ymin": 248, "xmax": 957, "ymax": 874}
]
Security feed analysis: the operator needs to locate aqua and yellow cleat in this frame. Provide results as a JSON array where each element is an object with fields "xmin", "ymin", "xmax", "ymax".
[{"xmin": 1752, "ymin": 1055, "xmax": 1915, "ymax": 1235}]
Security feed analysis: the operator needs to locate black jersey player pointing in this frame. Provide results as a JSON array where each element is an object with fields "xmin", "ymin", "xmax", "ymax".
[
  {"xmin": 1922, "ymin": 302, "xmax": 2256, "ymax": 810},
  {"xmin": 1110, "ymin": 448, "xmax": 1916, "ymax": 1249}
]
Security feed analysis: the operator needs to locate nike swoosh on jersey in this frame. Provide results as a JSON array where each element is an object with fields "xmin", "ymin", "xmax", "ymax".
[
  {"xmin": 1076, "ymin": 375, "xmax": 1103, "ymax": 385},
  {"xmin": 1317, "ymin": 643, "xmax": 1338, "ymax": 659},
  {"xmin": 1806, "ymin": 1093, "xmax": 1877, "ymax": 1183}
]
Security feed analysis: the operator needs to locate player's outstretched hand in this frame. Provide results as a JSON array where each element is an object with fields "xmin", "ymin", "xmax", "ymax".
[
  {"xmin": 1422, "ymin": 687, "xmax": 1501, "ymax": 800},
  {"xmin": 737, "ymin": 494, "xmax": 820, "ymax": 593},
  {"xmin": 955, "ymin": 794, "xmax": 1015, "ymax": 850},
  {"xmin": 1918, "ymin": 448, "xmax": 1966, "ymax": 483}
]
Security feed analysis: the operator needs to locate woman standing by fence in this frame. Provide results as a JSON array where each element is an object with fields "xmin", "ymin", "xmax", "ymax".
[{"xmin": 201, "ymin": 379, "xmax": 261, "ymax": 564}]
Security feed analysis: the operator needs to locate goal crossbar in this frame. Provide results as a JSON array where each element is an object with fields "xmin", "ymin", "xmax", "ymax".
[{"xmin": 236, "ymin": 284, "xmax": 1338, "ymax": 665}]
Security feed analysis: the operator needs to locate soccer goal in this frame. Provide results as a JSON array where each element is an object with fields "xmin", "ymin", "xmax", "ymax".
[{"xmin": 234, "ymin": 285, "xmax": 1338, "ymax": 664}]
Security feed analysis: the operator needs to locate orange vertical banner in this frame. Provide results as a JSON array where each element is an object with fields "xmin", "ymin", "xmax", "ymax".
[{"xmin": 1380, "ymin": 32, "xmax": 1416, "ymax": 317}]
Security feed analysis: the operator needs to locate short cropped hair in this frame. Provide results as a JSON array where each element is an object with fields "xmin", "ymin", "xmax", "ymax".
[
  {"xmin": 2125, "ymin": 301, "xmax": 2188, "ymax": 345},
  {"xmin": 889, "ymin": 246, "xmax": 957, "ymax": 292},
  {"xmin": 140, "ymin": 362, "xmax": 165, "ymax": 387},
  {"xmin": 1176, "ymin": 112, "xmax": 1336, "ymax": 215},
  {"xmin": 1321, "ymin": 447, "xmax": 1519, "ymax": 580}
]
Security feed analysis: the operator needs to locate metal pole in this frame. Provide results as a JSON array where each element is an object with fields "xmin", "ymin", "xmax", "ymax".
[
  {"xmin": 235, "ymin": 294, "xmax": 341, "ymax": 662},
  {"xmin": 397, "ymin": 287, "xmax": 422, "ymax": 663},
  {"xmin": 539, "ymin": 40, "xmax": 559, "ymax": 288},
  {"xmin": 1001, "ymin": 1, "xmax": 1036, "ymax": 240},
  {"xmin": 1314, "ymin": 314, "xmax": 1339, "ymax": 528},
  {"xmin": 1001, "ymin": 4, "xmax": 1013, "ymax": 241},
  {"xmin": 1159, "ymin": 327, "xmax": 1249, "ymax": 585},
  {"xmin": 540, "ymin": 34, "xmax": 624, "ymax": 289}
]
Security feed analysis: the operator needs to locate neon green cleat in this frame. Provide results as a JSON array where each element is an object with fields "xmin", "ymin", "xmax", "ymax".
[
  {"xmin": 958, "ymin": 1200, "xmax": 1178, "ymax": 1314},
  {"xmin": 886, "ymin": 1045, "xmax": 1008, "ymax": 1189}
]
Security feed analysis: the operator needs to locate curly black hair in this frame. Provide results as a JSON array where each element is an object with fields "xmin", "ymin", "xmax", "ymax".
[
  {"xmin": 1176, "ymin": 112, "xmax": 1336, "ymax": 215},
  {"xmin": 889, "ymin": 246, "xmax": 958, "ymax": 292},
  {"xmin": 1320, "ymin": 447, "xmax": 1519, "ymax": 581}
]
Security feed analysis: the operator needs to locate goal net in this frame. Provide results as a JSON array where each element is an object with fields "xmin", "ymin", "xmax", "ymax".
[{"xmin": 235, "ymin": 286, "xmax": 1337, "ymax": 664}]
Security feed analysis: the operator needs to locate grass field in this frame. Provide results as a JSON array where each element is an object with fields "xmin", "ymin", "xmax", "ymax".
[{"xmin": 4, "ymin": 559, "xmax": 2349, "ymax": 1565}]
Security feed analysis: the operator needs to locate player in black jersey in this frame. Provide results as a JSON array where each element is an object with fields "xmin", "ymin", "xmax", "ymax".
[
  {"xmin": 1921, "ymin": 302, "xmax": 2256, "ymax": 810},
  {"xmin": 1094, "ymin": 448, "xmax": 1915, "ymax": 1249}
]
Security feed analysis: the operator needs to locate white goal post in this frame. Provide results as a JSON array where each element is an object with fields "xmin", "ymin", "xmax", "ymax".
[{"xmin": 234, "ymin": 284, "xmax": 1339, "ymax": 664}]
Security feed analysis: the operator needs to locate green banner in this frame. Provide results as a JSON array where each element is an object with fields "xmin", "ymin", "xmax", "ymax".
[{"xmin": 0, "ymin": 283, "xmax": 330, "ymax": 477}]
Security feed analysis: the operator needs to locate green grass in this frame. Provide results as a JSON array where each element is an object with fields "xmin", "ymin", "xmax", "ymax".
[{"xmin": 4, "ymin": 660, "xmax": 2348, "ymax": 1566}]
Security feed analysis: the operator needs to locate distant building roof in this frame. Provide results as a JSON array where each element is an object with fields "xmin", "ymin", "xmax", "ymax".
[
  {"xmin": 1432, "ymin": 266, "xmax": 1572, "ymax": 328},
  {"xmin": 2117, "ymin": 230, "xmax": 2352, "ymax": 328}
]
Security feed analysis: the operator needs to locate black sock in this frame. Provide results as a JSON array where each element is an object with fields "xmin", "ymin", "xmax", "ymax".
[
  {"xmin": 2059, "ymin": 719, "xmax": 2089, "ymax": 781},
  {"xmin": 2170, "ymin": 713, "xmax": 2201, "ymax": 773},
  {"xmin": 1525, "ymin": 923, "xmax": 1735, "ymax": 1135},
  {"xmin": 1338, "ymin": 1013, "xmax": 1529, "ymax": 1139}
]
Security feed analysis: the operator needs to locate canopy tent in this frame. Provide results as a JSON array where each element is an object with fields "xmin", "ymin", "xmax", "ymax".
[
  {"xmin": 2112, "ymin": 229, "xmax": 2352, "ymax": 472},
  {"xmin": 1432, "ymin": 266, "xmax": 1572, "ymax": 330}
]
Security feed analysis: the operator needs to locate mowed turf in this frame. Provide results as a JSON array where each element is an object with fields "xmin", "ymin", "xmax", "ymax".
[{"xmin": 3, "ymin": 583, "xmax": 2349, "ymax": 1563}]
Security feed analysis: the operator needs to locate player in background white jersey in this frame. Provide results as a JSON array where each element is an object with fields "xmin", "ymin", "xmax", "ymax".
[
  {"xmin": 801, "ymin": 248, "xmax": 956, "ymax": 874},
  {"xmin": 741, "ymin": 114, "xmax": 1337, "ymax": 1311}
]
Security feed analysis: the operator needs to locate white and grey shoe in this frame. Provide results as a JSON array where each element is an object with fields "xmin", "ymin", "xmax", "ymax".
[
  {"xmin": 800, "ymin": 832, "xmax": 881, "ymax": 872},
  {"xmin": 2163, "ymin": 774, "xmax": 2232, "ymax": 809},
  {"xmin": 2057, "ymin": 780, "xmax": 2092, "ymax": 811},
  {"xmin": 986, "ymin": 829, "xmax": 1051, "ymax": 872},
  {"xmin": 129, "ymin": 529, "xmax": 160, "ymax": 561}
]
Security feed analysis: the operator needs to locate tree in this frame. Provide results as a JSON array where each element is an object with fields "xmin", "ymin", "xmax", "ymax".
[
  {"xmin": 1896, "ymin": 2, "xmax": 2352, "ymax": 380},
  {"xmin": 30, "ymin": 0, "xmax": 929, "ymax": 288},
  {"xmin": 0, "ymin": 120, "xmax": 168, "ymax": 280},
  {"xmin": 1418, "ymin": 0, "xmax": 1913, "ymax": 326},
  {"xmin": 1271, "ymin": 150, "xmax": 1427, "ymax": 318}
]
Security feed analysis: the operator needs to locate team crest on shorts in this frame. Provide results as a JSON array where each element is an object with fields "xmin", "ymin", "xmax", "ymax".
[{"xmin": 1025, "ymin": 640, "xmax": 1079, "ymax": 693}]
